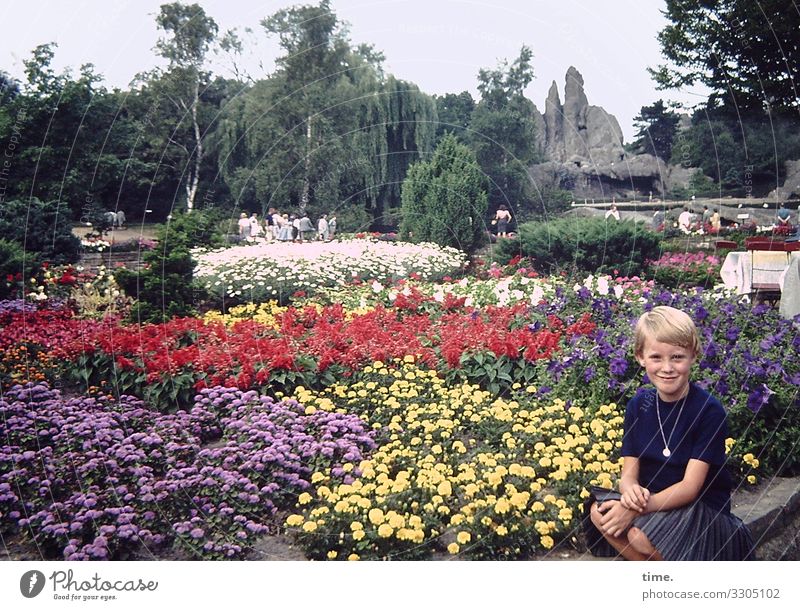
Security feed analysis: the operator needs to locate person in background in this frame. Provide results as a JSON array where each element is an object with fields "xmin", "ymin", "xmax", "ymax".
[
  {"xmin": 652, "ymin": 209, "xmax": 665, "ymax": 230},
  {"xmin": 710, "ymin": 209, "xmax": 721, "ymax": 233},
  {"xmin": 678, "ymin": 207, "xmax": 693, "ymax": 234},
  {"xmin": 777, "ymin": 203, "xmax": 792, "ymax": 227},
  {"xmin": 702, "ymin": 205, "xmax": 712, "ymax": 226},
  {"xmin": 494, "ymin": 205, "xmax": 512, "ymax": 237},
  {"xmin": 291, "ymin": 214, "xmax": 301, "ymax": 242},
  {"xmin": 248, "ymin": 212, "xmax": 263, "ymax": 242},
  {"xmin": 297, "ymin": 212, "xmax": 314, "ymax": 242},
  {"xmin": 270, "ymin": 208, "xmax": 282, "ymax": 241},
  {"xmin": 116, "ymin": 210, "xmax": 126, "ymax": 229},
  {"xmin": 327, "ymin": 214, "xmax": 337, "ymax": 240},
  {"xmin": 318, "ymin": 214, "xmax": 329, "ymax": 241},
  {"xmin": 238, "ymin": 213, "xmax": 250, "ymax": 240},
  {"xmin": 605, "ymin": 204, "xmax": 620, "ymax": 221}
]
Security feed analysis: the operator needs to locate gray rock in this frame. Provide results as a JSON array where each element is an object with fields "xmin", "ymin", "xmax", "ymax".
[{"xmin": 767, "ymin": 159, "xmax": 800, "ymax": 201}]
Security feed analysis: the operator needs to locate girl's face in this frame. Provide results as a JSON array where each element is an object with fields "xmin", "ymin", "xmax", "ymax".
[{"xmin": 636, "ymin": 334, "xmax": 696, "ymax": 402}]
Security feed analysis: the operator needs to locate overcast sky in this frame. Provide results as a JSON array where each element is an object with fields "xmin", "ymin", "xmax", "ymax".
[{"xmin": 0, "ymin": 0, "xmax": 710, "ymax": 142}]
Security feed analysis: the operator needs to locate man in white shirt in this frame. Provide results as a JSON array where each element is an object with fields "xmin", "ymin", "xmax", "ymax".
[{"xmin": 678, "ymin": 207, "xmax": 693, "ymax": 234}]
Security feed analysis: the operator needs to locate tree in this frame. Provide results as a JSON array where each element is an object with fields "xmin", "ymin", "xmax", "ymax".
[
  {"xmin": 651, "ymin": 0, "xmax": 800, "ymax": 110},
  {"xmin": 154, "ymin": 2, "xmax": 219, "ymax": 212},
  {"xmin": 470, "ymin": 46, "xmax": 540, "ymax": 217},
  {"xmin": 434, "ymin": 91, "xmax": 475, "ymax": 143},
  {"xmin": 632, "ymin": 100, "xmax": 680, "ymax": 160},
  {"xmin": 400, "ymin": 134, "xmax": 488, "ymax": 253},
  {"xmin": 261, "ymin": 0, "xmax": 350, "ymax": 214}
]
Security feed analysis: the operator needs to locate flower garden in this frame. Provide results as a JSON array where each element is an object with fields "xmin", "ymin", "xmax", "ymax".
[{"xmin": 1, "ymin": 238, "xmax": 798, "ymax": 561}]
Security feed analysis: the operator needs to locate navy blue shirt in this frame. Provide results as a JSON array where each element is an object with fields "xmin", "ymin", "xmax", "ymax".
[{"xmin": 621, "ymin": 383, "xmax": 732, "ymax": 512}]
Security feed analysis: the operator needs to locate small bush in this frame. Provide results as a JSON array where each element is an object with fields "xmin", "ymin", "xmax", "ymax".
[
  {"xmin": 494, "ymin": 217, "xmax": 661, "ymax": 277},
  {"xmin": 0, "ymin": 198, "xmax": 80, "ymax": 264},
  {"xmin": 0, "ymin": 239, "xmax": 39, "ymax": 299}
]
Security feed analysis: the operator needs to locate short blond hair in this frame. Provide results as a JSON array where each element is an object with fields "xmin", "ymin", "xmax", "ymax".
[{"xmin": 634, "ymin": 306, "xmax": 701, "ymax": 358}]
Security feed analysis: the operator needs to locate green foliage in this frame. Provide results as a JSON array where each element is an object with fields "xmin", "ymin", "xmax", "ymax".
[
  {"xmin": 155, "ymin": 209, "xmax": 229, "ymax": 251},
  {"xmin": 434, "ymin": 91, "xmax": 475, "ymax": 143},
  {"xmin": 113, "ymin": 211, "xmax": 228, "ymax": 322},
  {"xmin": 670, "ymin": 112, "xmax": 800, "ymax": 191},
  {"xmin": 115, "ymin": 248, "xmax": 200, "ymax": 323},
  {"xmin": 631, "ymin": 100, "xmax": 679, "ymax": 160},
  {"xmin": 493, "ymin": 217, "xmax": 662, "ymax": 277},
  {"xmin": 470, "ymin": 46, "xmax": 540, "ymax": 214},
  {"xmin": 0, "ymin": 239, "xmax": 39, "ymax": 299},
  {"xmin": 651, "ymin": 0, "xmax": 799, "ymax": 110},
  {"xmin": 400, "ymin": 134, "xmax": 488, "ymax": 253},
  {"xmin": 0, "ymin": 198, "xmax": 80, "ymax": 264}
]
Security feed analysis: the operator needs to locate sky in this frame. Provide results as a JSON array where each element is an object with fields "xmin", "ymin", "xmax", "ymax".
[{"xmin": 0, "ymin": 0, "xmax": 710, "ymax": 142}]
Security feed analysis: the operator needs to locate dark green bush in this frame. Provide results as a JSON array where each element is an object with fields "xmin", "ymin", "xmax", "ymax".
[
  {"xmin": 115, "ymin": 247, "xmax": 201, "ymax": 323},
  {"xmin": 0, "ymin": 239, "xmax": 39, "ymax": 299},
  {"xmin": 0, "ymin": 198, "xmax": 80, "ymax": 264},
  {"xmin": 155, "ymin": 209, "xmax": 230, "ymax": 251},
  {"xmin": 494, "ymin": 217, "xmax": 661, "ymax": 277}
]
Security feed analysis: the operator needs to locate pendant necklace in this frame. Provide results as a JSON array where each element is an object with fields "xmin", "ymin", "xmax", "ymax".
[{"xmin": 655, "ymin": 388, "xmax": 689, "ymax": 458}]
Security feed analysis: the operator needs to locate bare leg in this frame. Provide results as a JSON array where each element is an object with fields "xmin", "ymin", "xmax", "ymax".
[{"xmin": 627, "ymin": 527, "xmax": 663, "ymax": 560}]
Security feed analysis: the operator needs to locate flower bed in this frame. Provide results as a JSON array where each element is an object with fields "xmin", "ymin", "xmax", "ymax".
[
  {"xmin": 193, "ymin": 239, "xmax": 467, "ymax": 304},
  {"xmin": 0, "ymin": 383, "xmax": 375, "ymax": 559},
  {"xmin": 1, "ymin": 267, "xmax": 797, "ymax": 560},
  {"xmin": 648, "ymin": 251, "xmax": 721, "ymax": 289}
]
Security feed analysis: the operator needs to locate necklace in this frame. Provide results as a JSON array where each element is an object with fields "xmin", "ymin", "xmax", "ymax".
[{"xmin": 655, "ymin": 388, "xmax": 689, "ymax": 458}]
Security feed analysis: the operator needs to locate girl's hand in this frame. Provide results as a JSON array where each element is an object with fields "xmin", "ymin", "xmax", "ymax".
[
  {"xmin": 620, "ymin": 485, "xmax": 650, "ymax": 512},
  {"xmin": 595, "ymin": 501, "xmax": 638, "ymax": 538}
]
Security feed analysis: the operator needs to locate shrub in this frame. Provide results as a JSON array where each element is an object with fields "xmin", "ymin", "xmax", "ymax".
[
  {"xmin": 494, "ymin": 217, "xmax": 661, "ymax": 277},
  {"xmin": 400, "ymin": 134, "xmax": 488, "ymax": 253},
  {"xmin": 156, "ymin": 209, "xmax": 229, "ymax": 251},
  {"xmin": 0, "ymin": 198, "xmax": 80, "ymax": 264},
  {"xmin": 115, "ymin": 248, "xmax": 200, "ymax": 323},
  {"xmin": 0, "ymin": 239, "xmax": 39, "ymax": 299}
]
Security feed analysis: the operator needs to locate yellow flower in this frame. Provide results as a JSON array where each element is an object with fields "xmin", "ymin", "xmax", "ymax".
[
  {"xmin": 298, "ymin": 492, "xmax": 313, "ymax": 505},
  {"xmin": 456, "ymin": 531, "xmax": 471, "ymax": 544},
  {"xmin": 388, "ymin": 513, "xmax": 405, "ymax": 529},
  {"xmin": 437, "ymin": 480, "xmax": 453, "ymax": 497},
  {"xmin": 285, "ymin": 514, "xmax": 304, "ymax": 526},
  {"xmin": 494, "ymin": 498, "xmax": 511, "ymax": 514},
  {"xmin": 747, "ymin": 475, "xmax": 757, "ymax": 484},
  {"xmin": 302, "ymin": 521, "xmax": 318, "ymax": 532},
  {"xmin": 378, "ymin": 524, "xmax": 394, "ymax": 538},
  {"xmin": 350, "ymin": 521, "xmax": 364, "ymax": 531},
  {"xmin": 447, "ymin": 543, "xmax": 460, "ymax": 554},
  {"xmin": 368, "ymin": 508, "xmax": 385, "ymax": 525},
  {"xmin": 352, "ymin": 530, "xmax": 365, "ymax": 541},
  {"xmin": 311, "ymin": 472, "xmax": 325, "ymax": 484},
  {"xmin": 540, "ymin": 535, "xmax": 554, "ymax": 549},
  {"xmin": 327, "ymin": 550, "xmax": 338, "ymax": 559},
  {"xmin": 348, "ymin": 553, "xmax": 360, "ymax": 561},
  {"xmin": 496, "ymin": 525, "xmax": 508, "ymax": 536}
]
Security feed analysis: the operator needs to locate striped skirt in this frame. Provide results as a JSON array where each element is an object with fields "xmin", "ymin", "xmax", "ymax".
[{"xmin": 584, "ymin": 500, "xmax": 755, "ymax": 560}]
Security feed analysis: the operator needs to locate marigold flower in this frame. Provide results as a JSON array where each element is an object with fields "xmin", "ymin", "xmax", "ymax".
[{"xmin": 447, "ymin": 543, "xmax": 460, "ymax": 554}]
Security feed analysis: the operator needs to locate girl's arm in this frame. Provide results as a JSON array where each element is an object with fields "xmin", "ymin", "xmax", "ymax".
[
  {"xmin": 619, "ymin": 456, "xmax": 649, "ymax": 511},
  {"xmin": 642, "ymin": 459, "xmax": 708, "ymax": 513}
]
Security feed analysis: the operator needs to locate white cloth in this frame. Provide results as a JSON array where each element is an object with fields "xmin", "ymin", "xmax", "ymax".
[
  {"xmin": 779, "ymin": 256, "xmax": 800, "ymax": 319},
  {"xmin": 249, "ymin": 216, "xmax": 262, "ymax": 237},
  {"xmin": 720, "ymin": 251, "xmax": 799, "ymax": 295}
]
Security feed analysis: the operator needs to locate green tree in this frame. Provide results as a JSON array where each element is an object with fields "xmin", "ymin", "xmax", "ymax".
[
  {"xmin": 153, "ymin": 2, "xmax": 219, "ymax": 212},
  {"xmin": 400, "ymin": 134, "xmax": 488, "ymax": 253},
  {"xmin": 632, "ymin": 100, "xmax": 680, "ymax": 160},
  {"xmin": 470, "ymin": 46, "xmax": 539, "ymax": 218},
  {"xmin": 651, "ymin": 0, "xmax": 800, "ymax": 110},
  {"xmin": 434, "ymin": 91, "xmax": 475, "ymax": 143}
]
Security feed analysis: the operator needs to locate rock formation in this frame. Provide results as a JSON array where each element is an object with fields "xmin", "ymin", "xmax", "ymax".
[
  {"xmin": 767, "ymin": 160, "xmax": 800, "ymax": 201},
  {"xmin": 531, "ymin": 66, "xmax": 678, "ymax": 199}
]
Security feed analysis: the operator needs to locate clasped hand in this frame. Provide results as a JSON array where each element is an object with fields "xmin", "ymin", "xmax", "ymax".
[{"xmin": 595, "ymin": 485, "xmax": 650, "ymax": 538}]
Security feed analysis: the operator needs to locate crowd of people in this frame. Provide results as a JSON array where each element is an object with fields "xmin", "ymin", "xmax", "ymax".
[{"xmin": 237, "ymin": 208, "xmax": 337, "ymax": 243}]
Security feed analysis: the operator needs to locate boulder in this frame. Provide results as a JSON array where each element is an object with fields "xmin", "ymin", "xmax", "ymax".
[{"xmin": 767, "ymin": 160, "xmax": 800, "ymax": 201}]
